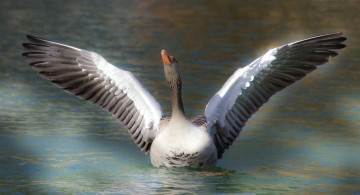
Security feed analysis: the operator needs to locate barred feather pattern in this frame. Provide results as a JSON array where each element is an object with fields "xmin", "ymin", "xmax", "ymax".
[
  {"xmin": 205, "ymin": 32, "xmax": 346, "ymax": 158},
  {"xmin": 22, "ymin": 35, "xmax": 163, "ymax": 154}
]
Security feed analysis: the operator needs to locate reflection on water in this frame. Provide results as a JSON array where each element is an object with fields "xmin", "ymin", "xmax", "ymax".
[{"xmin": 1, "ymin": 0, "xmax": 359, "ymax": 194}]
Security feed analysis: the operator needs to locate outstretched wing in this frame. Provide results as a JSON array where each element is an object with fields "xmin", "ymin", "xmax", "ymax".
[
  {"xmin": 205, "ymin": 32, "xmax": 346, "ymax": 158},
  {"xmin": 22, "ymin": 35, "xmax": 163, "ymax": 154}
]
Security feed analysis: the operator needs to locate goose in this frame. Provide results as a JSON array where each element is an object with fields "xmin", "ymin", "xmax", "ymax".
[{"xmin": 22, "ymin": 32, "xmax": 346, "ymax": 168}]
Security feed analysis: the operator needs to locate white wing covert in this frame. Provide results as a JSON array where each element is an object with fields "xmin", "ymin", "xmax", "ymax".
[
  {"xmin": 22, "ymin": 35, "xmax": 163, "ymax": 154},
  {"xmin": 205, "ymin": 32, "xmax": 346, "ymax": 158}
]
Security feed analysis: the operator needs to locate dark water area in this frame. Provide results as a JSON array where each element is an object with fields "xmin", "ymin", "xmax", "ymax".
[{"xmin": 0, "ymin": 0, "xmax": 359, "ymax": 193}]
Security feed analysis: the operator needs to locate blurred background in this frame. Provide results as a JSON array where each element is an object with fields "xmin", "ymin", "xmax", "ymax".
[{"xmin": 0, "ymin": 0, "xmax": 359, "ymax": 193}]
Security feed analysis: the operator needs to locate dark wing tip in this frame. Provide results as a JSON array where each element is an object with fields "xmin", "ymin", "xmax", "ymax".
[
  {"xmin": 335, "ymin": 43, "xmax": 347, "ymax": 49},
  {"xmin": 22, "ymin": 42, "xmax": 43, "ymax": 49},
  {"xmin": 290, "ymin": 32, "xmax": 346, "ymax": 46},
  {"xmin": 312, "ymin": 32, "xmax": 344, "ymax": 40},
  {"xmin": 22, "ymin": 51, "xmax": 46, "ymax": 59},
  {"xmin": 326, "ymin": 32, "xmax": 343, "ymax": 37},
  {"xmin": 26, "ymin": 35, "xmax": 37, "ymax": 41},
  {"xmin": 330, "ymin": 51, "xmax": 339, "ymax": 57},
  {"xmin": 26, "ymin": 35, "xmax": 49, "ymax": 44},
  {"xmin": 22, "ymin": 52, "xmax": 33, "ymax": 58},
  {"xmin": 26, "ymin": 35, "xmax": 42, "ymax": 41},
  {"xmin": 338, "ymin": 37, "xmax": 347, "ymax": 42},
  {"xmin": 22, "ymin": 43, "xmax": 29, "ymax": 50}
]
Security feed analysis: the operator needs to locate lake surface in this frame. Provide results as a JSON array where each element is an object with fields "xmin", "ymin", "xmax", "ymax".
[{"xmin": 1, "ymin": 0, "xmax": 359, "ymax": 194}]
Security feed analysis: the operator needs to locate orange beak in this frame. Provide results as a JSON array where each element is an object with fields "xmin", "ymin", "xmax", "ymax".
[{"xmin": 161, "ymin": 50, "xmax": 173, "ymax": 65}]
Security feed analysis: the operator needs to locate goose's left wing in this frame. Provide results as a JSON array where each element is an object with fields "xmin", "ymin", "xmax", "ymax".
[
  {"xmin": 204, "ymin": 32, "xmax": 346, "ymax": 158},
  {"xmin": 22, "ymin": 35, "xmax": 163, "ymax": 154}
]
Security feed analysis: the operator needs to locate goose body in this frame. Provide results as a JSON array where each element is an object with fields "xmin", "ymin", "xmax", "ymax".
[
  {"xmin": 150, "ymin": 116, "xmax": 217, "ymax": 168},
  {"xmin": 22, "ymin": 33, "xmax": 346, "ymax": 168}
]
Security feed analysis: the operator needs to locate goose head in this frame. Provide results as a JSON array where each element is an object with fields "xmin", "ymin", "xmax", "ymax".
[{"xmin": 161, "ymin": 50, "xmax": 180, "ymax": 80}]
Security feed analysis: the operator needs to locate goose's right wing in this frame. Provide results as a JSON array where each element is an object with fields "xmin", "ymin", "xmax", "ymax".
[
  {"xmin": 205, "ymin": 32, "xmax": 346, "ymax": 158},
  {"xmin": 22, "ymin": 35, "xmax": 163, "ymax": 154}
]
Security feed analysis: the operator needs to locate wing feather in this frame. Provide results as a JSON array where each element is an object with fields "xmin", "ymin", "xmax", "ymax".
[
  {"xmin": 23, "ymin": 35, "xmax": 163, "ymax": 154},
  {"xmin": 205, "ymin": 32, "xmax": 346, "ymax": 158}
]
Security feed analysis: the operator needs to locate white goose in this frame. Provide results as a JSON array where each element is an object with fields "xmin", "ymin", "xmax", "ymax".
[{"xmin": 23, "ymin": 32, "xmax": 346, "ymax": 168}]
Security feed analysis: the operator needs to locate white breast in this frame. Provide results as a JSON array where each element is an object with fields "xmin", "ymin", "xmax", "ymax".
[{"xmin": 149, "ymin": 120, "xmax": 217, "ymax": 168}]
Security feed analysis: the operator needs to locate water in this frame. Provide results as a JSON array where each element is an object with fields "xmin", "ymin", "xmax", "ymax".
[{"xmin": 1, "ymin": 0, "xmax": 359, "ymax": 193}]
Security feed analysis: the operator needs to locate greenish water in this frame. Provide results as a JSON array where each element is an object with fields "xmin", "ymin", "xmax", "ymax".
[{"xmin": 1, "ymin": 0, "xmax": 359, "ymax": 194}]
